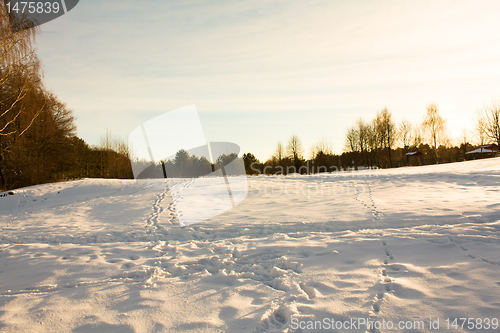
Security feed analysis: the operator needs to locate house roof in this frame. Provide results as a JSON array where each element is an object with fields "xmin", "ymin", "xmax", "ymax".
[
  {"xmin": 478, "ymin": 144, "xmax": 498, "ymax": 150},
  {"xmin": 465, "ymin": 148, "xmax": 497, "ymax": 154}
]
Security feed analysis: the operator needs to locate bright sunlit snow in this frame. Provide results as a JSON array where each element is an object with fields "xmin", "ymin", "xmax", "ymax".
[{"xmin": 1, "ymin": 158, "xmax": 500, "ymax": 332}]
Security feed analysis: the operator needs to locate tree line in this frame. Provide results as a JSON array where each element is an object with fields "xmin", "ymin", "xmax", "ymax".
[
  {"xmin": 244, "ymin": 102, "xmax": 500, "ymax": 175},
  {"xmin": 343, "ymin": 103, "xmax": 499, "ymax": 168},
  {"xmin": 135, "ymin": 149, "xmax": 239, "ymax": 179}
]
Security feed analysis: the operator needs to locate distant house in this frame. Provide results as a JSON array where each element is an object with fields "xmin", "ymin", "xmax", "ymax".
[
  {"xmin": 465, "ymin": 144, "xmax": 499, "ymax": 159},
  {"xmin": 405, "ymin": 151, "xmax": 423, "ymax": 165}
]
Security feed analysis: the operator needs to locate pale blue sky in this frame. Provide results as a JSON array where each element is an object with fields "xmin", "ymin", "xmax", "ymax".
[{"xmin": 36, "ymin": 0, "xmax": 500, "ymax": 160}]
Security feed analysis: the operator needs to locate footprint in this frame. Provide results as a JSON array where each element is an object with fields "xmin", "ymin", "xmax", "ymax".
[
  {"xmin": 218, "ymin": 306, "xmax": 238, "ymax": 320},
  {"xmin": 386, "ymin": 264, "xmax": 406, "ymax": 272},
  {"xmin": 121, "ymin": 262, "xmax": 135, "ymax": 269},
  {"xmin": 299, "ymin": 282, "xmax": 316, "ymax": 299},
  {"xmin": 481, "ymin": 258, "xmax": 497, "ymax": 265},
  {"xmin": 107, "ymin": 259, "xmax": 122, "ymax": 264},
  {"xmin": 255, "ymin": 303, "xmax": 298, "ymax": 332},
  {"xmin": 309, "ymin": 281, "xmax": 337, "ymax": 296},
  {"xmin": 240, "ymin": 290, "xmax": 266, "ymax": 305}
]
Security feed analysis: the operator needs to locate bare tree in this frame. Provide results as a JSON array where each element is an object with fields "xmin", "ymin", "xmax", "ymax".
[
  {"xmin": 460, "ymin": 129, "xmax": 468, "ymax": 145},
  {"xmin": 476, "ymin": 115, "xmax": 487, "ymax": 146},
  {"xmin": 357, "ymin": 119, "xmax": 370, "ymax": 165},
  {"xmin": 479, "ymin": 102, "xmax": 500, "ymax": 147},
  {"xmin": 46, "ymin": 92, "xmax": 76, "ymax": 137},
  {"xmin": 99, "ymin": 130, "xmax": 132, "ymax": 179},
  {"xmin": 422, "ymin": 104, "xmax": 447, "ymax": 160},
  {"xmin": 344, "ymin": 119, "xmax": 371, "ymax": 165},
  {"xmin": 286, "ymin": 134, "xmax": 303, "ymax": 171},
  {"xmin": 0, "ymin": 3, "xmax": 42, "ymax": 188},
  {"xmin": 459, "ymin": 128, "xmax": 471, "ymax": 157},
  {"xmin": 413, "ymin": 125, "xmax": 424, "ymax": 148},
  {"xmin": 345, "ymin": 126, "xmax": 358, "ymax": 153},
  {"xmin": 273, "ymin": 141, "xmax": 284, "ymax": 164},
  {"xmin": 0, "ymin": 4, "xmax": 38, "ymax": 65},
  {"xmin": 1, "ymin": 2, "xmax": 41, "ymax": 137},
  {"xmin": 399, "ymin": 119, "xmax": 413, "ymax": 150},
  {"xmin": 365, "ymin": 121, "xmax": 378, "ymax": 166},
  {"xmin": 310, "ymin": 137, "xmax": 332, "ymax": 159},
  {"xmin": 100, "ymin": 129, "xmax": 115, "ymax": 151},
  {"xmin": 374, "ymin": 108, "xmax": 396, "ymax": 167}
]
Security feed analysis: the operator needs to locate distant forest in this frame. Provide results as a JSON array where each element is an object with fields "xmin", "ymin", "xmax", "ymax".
[
  {"xmin": 249, "ymin": 103, "xmax": 499, "ymax": 176},
  {"xmin": 135, "ymin": 150, "xmax": 239, "ymax": 179},
  {"xmin": 1, "ymin": 4, "xmax": 499, "ymax": 191}
]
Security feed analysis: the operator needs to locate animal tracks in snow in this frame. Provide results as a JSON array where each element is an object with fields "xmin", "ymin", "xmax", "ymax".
[
  {"xmin": 350, "ymin": 179, "xmax": 383, "ymax": 222},
  {"xmin": 444, "ymin": 234, "xmax": 500, "ymax": 266}
]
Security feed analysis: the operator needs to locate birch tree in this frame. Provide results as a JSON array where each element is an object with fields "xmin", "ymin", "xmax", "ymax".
[{"xmin": 422, "ymin": 104, "xmax": 447, "ymax": 160}]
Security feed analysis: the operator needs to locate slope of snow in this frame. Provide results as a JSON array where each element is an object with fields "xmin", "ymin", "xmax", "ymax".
[{"xmin": 1, "ymin": 158, "xmax": 499, "ymax": 332}]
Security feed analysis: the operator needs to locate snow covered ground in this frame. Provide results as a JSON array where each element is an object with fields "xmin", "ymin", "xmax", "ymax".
[{"xmin": 1, "ymin": 158, "xmax": 500, "ymax": 332}]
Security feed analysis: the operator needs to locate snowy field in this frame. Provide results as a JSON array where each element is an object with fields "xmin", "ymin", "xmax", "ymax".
[{"xmin": 1, "ymin": 158, "xmax": 500, "ymax": 332}]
